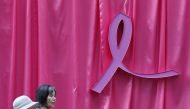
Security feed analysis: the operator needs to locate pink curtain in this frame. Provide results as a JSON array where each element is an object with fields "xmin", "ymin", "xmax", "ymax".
[{"xmin": 0, "ymin": 0, "xmax": 190, "ymax": 109}]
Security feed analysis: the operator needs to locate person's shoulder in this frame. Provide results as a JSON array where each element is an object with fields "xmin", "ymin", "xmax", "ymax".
[{"xmin": 36, "ymin": 107, "xmax": 46, "ymax": 109}]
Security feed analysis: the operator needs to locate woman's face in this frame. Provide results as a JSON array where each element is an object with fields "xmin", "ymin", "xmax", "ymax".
[{"xmin": 46, "ymin": 90, "xmax": 56, "ymax": 108}]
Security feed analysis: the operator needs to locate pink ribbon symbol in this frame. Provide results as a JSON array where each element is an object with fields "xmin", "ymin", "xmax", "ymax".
[{"xmin": 92, "ymin": 13, "xmax": 179, "ymax": 93}]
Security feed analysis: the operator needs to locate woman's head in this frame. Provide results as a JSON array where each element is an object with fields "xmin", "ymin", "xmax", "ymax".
[{"xmin": 36, "ymin": 84, "xmax": 56, "ymax": 108}]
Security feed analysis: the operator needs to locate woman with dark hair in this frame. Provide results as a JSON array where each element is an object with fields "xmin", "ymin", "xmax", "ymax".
[{"xmin": 36, "ymin": 84, "xmax": 56, "ymax": 109}]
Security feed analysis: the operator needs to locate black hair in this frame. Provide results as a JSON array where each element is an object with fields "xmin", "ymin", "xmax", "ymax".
[{"xmin": 36, "ymin": 84, "xmax": 56, "ymax": 106}]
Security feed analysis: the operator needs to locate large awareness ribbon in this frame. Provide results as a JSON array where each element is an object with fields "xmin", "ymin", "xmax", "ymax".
[{"xmin": 92, "ymin": 13, "xmax": 179, "ymax": 93}]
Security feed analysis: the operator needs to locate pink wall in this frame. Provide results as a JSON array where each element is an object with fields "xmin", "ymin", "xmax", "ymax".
[{"xmin": 0, "ymin": 0, "xmax": 190, "ymax": 109}]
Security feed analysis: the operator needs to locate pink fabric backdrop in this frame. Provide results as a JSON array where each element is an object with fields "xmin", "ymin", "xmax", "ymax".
[{"xmin": 0, "ymin": 0, "xmax": 190, "ymax": 109}]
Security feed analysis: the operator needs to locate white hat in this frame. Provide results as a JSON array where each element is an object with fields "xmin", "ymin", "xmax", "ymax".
[{"xmin": 13, "ymin": 95, "xmax": 38, "ymax": 109}]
